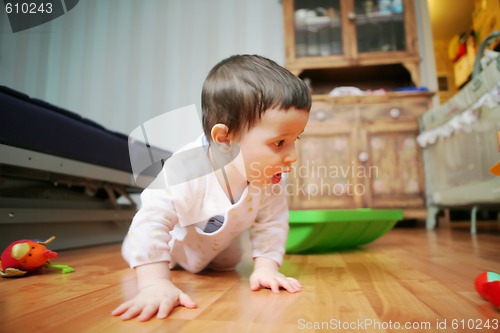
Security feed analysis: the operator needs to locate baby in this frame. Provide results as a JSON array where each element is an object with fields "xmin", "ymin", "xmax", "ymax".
[{"xmin": 112, "ymin": 54, "xmax": 311, "ymax": 321}]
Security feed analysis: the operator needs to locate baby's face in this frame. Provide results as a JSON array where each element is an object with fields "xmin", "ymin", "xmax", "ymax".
[{"xmin": 234, "ymin": 107, "xmax": 309, "ymax": 185}]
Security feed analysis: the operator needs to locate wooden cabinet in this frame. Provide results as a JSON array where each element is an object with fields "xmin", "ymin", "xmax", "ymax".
[
  {"xmin": 283, "ymin": 0, "xmax": 422, "ymax": 86},
  {"xmin": 283, "ymin": 0, "xmax": 433, "ymax": 218},
  {"xmin": 287, "ymin": 92, "xmax": 433, "ymax": 219}
]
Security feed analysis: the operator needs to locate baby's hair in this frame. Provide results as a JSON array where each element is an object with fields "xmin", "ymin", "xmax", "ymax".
[{"xmin": 201, "ymin": 54, "xmax": 311, "ymax": 140}]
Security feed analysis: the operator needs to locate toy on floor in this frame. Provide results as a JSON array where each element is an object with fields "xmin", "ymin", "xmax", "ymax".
[
  {"xmin": 0, "ymin": 236, "xmax": 75, "ymax": 278},
  {"xmin": 475, "ymin": 272, "xmax": 500, "ymax": 308}
]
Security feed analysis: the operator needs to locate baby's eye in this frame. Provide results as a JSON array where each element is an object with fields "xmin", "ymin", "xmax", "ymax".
[{"xmin": 274, "ymin": 140, "xmax": 285, "ymax": 147}]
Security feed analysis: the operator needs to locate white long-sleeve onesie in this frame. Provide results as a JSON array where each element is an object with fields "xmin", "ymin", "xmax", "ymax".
[{"xmin": 122, "ymin": 137, "xmax": 289, "ymax": 273}]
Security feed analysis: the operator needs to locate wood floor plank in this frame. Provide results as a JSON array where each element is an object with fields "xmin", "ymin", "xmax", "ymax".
[{"xmin": 1, "ymin": 226, "xmax": 499, "ymax": 332}]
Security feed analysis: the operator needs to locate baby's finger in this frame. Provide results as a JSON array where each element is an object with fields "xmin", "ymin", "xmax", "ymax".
[
  {"xmin": 250, "ymin": 277, "xmax": 262, "ymax": 291},
  {"xmin": 269, "ymin": 278, "xmax": 281, "ymax": 293},
  {"xmin": 276, "ymin": 277, "xmax": 295, "ymax": 293},
  {"xmin": 179, "ymin": 292, "xmax": 198, "ymax": 309},
  {"xmin": 137, "ymin": 304, "xmax": 159, "ymax": 322},
  {"xmin": 120, "ymin": 305, "xmax": 143, "ymax": 321},
  {"xmin": 111, "ymin": 301, "xmax": 132, "ymax": 316},
  {"xmin": 284, "ymin": 277, "xmax": 302, "ymax": 292},
  {"xmin": 157, "ymin": 299, "xmax": 175, "ymax": 319}
]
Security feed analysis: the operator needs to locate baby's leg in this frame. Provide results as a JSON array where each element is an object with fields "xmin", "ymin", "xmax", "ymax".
[{"xmin": 206, "ymin": 235, "xmax": 243, "ymax": 271}]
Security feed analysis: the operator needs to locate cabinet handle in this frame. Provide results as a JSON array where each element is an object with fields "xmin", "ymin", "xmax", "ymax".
[
  {"xmin": 316, "ymin": 111, "xmax": 327, "ymax": 121},
  {"xmin": 347, "ymin": 12, "xmax": 357, "ymax": 21},
  {"xmin": 358, "ymin": 151, "xmax": 369, "ymax": 163},
  {"xmin": 389, "ymin": 108, "xmax": 401, "ymax": 119}
]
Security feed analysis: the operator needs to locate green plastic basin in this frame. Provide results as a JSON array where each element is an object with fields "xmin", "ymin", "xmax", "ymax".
[{"xmin": 286, "ymin": 209, "xmax": 403, "ymax": 253}]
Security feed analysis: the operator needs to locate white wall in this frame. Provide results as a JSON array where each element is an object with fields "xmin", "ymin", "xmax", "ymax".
[
  {"xmin": 0, "ymin": 0, "xmax": 285, "ymax": 149},
  {"xmin": 0, "ymin": 0, "xmax": 435, "ymax": 149}
]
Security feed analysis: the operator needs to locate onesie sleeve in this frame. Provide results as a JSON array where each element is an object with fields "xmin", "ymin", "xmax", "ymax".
[
  {"xmin": 122, "ymin": 187, "xmax": 179, "ymax": 268},
  {"xmin": 249, "ymin": 184, "xmax": 289, "ymax": 266}
]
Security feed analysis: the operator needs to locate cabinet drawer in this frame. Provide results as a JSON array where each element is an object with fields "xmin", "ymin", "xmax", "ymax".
[
  {"xmin": 359, "ymin": 99, "xmax": 429, "ymax": 122},
  {"xmin": 310, "ymin": 102, "xmax": 357, "ymax": 122}
]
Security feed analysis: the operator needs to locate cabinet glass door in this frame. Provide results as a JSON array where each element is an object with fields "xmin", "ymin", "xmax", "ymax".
[
  {"xmin": 294, "ymin": 0, "xmax": 343, "ymax": 57},
  {"xmin": 353, "ymin": 0, "xmax": 406, "ymax": 53}
]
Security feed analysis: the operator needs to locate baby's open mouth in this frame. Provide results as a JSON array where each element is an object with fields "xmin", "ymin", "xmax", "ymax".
[{"xmin": 272, "ymin": 173, "xmax": 282, "ymax": 184}]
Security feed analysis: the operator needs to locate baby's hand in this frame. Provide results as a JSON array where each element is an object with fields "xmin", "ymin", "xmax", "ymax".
[
  {"xmin": 250, "ymin": 261, "xmax": 302, "ymax": 294},
  {"xmin": 112, "ymin": 279, "xmax": 197, "ymax": 321}
]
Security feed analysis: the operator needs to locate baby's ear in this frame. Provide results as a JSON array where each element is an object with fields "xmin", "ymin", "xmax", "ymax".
[{"xmin": 211, "ymin": 124, "xmax": 231, "ymax": 143}]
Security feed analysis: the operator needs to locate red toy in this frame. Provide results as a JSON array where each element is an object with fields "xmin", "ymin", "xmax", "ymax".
[
  {"xmin": 0, "ymin": 236, "xmax": 74, "ymax": 278},
  {"xmin": 475, "ymin": 272, "xmax": 500, "ymax": 308}
]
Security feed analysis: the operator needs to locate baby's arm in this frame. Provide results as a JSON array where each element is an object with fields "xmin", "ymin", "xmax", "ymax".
[
  {"xmin": 250, "ymin": 256, "xmax": 302, "ymax": 293},
  {"xmin": 112, "ymin": 262, "xmax": 197, "ymax": 321},
  {"xmin": 249, "ymin": 186, "xmax": 302, "ymax": 293}
]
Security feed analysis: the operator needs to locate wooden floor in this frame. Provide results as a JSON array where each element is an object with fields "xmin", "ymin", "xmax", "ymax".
[{"xmin": 1, "ymin": 224, "xmax": 500, "ymax": 333}]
